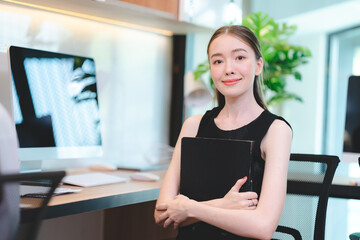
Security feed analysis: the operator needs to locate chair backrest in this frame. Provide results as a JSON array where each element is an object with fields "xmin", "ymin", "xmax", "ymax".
[
  {"xmin": 0, "ymin": 103, "xmax": 20, "ymax": 240},
  {"xmin": 272, "ymin": 153, "xmax": 339, "ymax": 240},
  {"xmin": 0, "ymin": 171, "xmax": 65, "ymax": 240}
]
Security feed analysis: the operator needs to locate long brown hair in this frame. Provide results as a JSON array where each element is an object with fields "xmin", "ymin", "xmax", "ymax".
[{"xmin": 207, "ymin": 25, "xmax": 267, "ymax": 109}]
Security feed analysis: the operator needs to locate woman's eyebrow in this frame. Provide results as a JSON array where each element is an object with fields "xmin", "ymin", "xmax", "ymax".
[
  {"xmin": 210, "ymin": 53, "xmax": 223, "ymax": 59},
  {"xmin": 232, "ymin": 48, "xmax": 247, "ymax": 53},
  {"xmin": 210, "ymin": 48, "xmax": 248, "ymax": 59}
]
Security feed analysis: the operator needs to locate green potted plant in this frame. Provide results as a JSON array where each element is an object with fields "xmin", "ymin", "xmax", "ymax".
[{"xmin": 193, "ymin": 12, "xmax": 312, "ymax": 107}]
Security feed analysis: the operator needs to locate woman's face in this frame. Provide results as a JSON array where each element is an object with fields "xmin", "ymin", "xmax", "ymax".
[{"xmin": 208, "ymin": 34, "xmax": 263, "ymax": 100}]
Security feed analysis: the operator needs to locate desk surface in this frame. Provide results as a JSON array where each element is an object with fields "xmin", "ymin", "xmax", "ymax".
[
  {"xmin": 21, "ymin": 162, "xmax": 360, "ymax": 223},
  {"xmin": 21, "ymin": 169, "xmax": 166, "ymax": 223},
  {"xmin": 331, "ymin": 161, "xmax": 359, "ymax": 199},
  {"xmin": 287, "ymin": 161, "xmax": 360, "ymax": 199}
]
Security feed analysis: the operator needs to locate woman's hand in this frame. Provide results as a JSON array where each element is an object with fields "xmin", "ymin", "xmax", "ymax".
[
  {"xmin": 220, "ymin": 177, "xmax": 258, "ymax": 210},
  {"xmin": 155, "ymin": 195, "xmax": 193, "ymax": 229}
]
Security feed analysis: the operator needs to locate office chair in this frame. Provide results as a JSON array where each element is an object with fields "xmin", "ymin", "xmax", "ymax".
[
  {"xmin": 348, "ymin": 158, "xmax": 360, "ymax": 240},
  {"xmin": 272, "ymin": 154, "xmax": 339, "ymax": 240},
  {"xmin": 350, "ymin": 232, "xmax": 360, "ymax": 240},
  {"xmin": 0, "ymin": 171, "xmax": 65, "ymax": 240}
]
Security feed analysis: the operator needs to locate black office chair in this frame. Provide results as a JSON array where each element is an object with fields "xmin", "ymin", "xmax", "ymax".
[
  {"xmin": 348, "ymin": 158, "xmax": 360, "ymax": 240},
  {"xmin": 272, "ymin": 153, "xmax": 339, "ymax": 240},
  {"xmin": 0, "ymin": 171, "xmax": 65, "ymax": 240}
]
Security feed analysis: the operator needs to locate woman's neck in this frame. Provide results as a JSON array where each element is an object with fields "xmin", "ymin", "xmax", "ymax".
[
  {"xmin": 215, "ymin": 96, "xmax": 264, "ymax": 130},
  {"xmin": 222, "ymin": 96, "xmax": 262, "ymax": 118}
]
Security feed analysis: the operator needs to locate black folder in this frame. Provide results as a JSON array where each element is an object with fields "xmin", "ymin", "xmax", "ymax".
[{"xmin": 180, "ymin": 137, "xmax": 254, "ymax": 201}]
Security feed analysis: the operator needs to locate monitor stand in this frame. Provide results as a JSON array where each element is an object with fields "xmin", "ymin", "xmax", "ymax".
[
  {"xmin": 20, "ymin": 160, "xmax": 42, "ymax": 173},
  {"xmin": 117, "ymin": 163, "xmax": 169, "ymax": 171},
  {"xmin": 20, "ymin": 160, "xmax": 56, "ymax": 186}
]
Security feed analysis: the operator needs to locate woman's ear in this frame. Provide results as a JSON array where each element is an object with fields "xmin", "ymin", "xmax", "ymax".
[{"xmin": 255, "ymin": 57, "xmax": 264, "ymax": 76}]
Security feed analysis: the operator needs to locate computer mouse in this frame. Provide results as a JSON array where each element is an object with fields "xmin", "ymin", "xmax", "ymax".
[
  {"xmin": 89, "ymin": 163, "xmax": 117, "ymax": 171},
  {"xmin": 130, "ymin": 172, "xmax": 160, "ymax": 182}
]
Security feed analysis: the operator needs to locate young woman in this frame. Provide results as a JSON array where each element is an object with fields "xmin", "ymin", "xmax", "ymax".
[{"xmin": 154, "ymin": 25, "xmax": 292, "ymax": 240}]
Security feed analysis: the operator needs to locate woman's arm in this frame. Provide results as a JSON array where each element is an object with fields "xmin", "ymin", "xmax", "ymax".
[
  {"xmin": 156, "ymin": 177, "xmax": 258, "ymax": 227},
  {"xmin": 154, "ymin": 115, "xmax": 259, "ymax": 227},
  {"xmin": 154, "ymin": 115, "xmax": 202, "ymax": 225},
  {"xmin": 156, "ymin": 119, "xmax": 292, "ymax": 239}
]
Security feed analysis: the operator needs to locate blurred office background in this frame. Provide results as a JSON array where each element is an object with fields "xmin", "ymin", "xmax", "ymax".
[{"xmin": 0, "ymin": 0, "xmax": 359, "ymax": 239}]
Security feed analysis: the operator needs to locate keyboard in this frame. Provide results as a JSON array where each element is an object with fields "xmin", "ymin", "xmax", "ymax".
[
  {"xmin": 20, "ymin": 185, "xmax": 82, "ymax": 198},
  {"xmin": 62, "ymin": 172, "xmax": 127, "ymax": 187}
]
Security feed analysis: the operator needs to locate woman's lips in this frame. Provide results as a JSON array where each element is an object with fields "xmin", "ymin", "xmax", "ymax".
[{"xmin": 222, "ymin": 78, "xmax": 241, "ymax": 86}]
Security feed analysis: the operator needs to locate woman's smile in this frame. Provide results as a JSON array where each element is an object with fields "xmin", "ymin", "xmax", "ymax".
[{"xmin": 222, "ymin": 78, "xmax": 241, "ymax": 86}]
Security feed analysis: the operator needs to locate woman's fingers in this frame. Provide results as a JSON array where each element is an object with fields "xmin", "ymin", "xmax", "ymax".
[
  {"xmin": 230, "ymin": 176, "xmax": 247, "ymax": 192},
  {"xmin": 248, "ymin": 205, "xmax": 257, "ymax": 210},
  {"xmin": 247, "ymin": 198, "xmax": 258, "ymax": 208},
  {"xmin": 156, "ymin": 203, "xmax": 167, "ymax": 211},
  {"xmin": 155, "ymin": 211, "xmax": 168, "ymax": 225},
  {"xmin": 163, "ymin": 216, "xmax": 173, "ymax": 228},
  {"xmin": 173, "ymin": 222, "xmax": 180, "ymax": 230},
  {"xmin": 241, "ymin": 191, "xmax": 258, "ymax": 200}
]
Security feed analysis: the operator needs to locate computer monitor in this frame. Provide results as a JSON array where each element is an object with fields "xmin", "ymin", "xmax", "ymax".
[
  {"xmin": 7, "ymin": 46, "xmax": 103, "ymax": 171},
  {"xmin": 343, "ymin": 75, "xmax": 360, "ymax": 162}
]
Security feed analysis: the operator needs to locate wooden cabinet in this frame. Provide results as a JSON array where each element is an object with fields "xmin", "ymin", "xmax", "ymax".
[
  {"xmin": 120, "ymin": 0, "xmax": 178, "ymax": 18},
  {"xmin": 4, "ymin": 0, "xmax": 212, "ymax": 35},
  {"xmin": 104, "ymin": 201, "xmax": 177, "ymax": 240}
]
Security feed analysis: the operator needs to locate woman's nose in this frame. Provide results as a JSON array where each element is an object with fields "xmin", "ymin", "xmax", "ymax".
[{"xmin": 225, "ymin": 62, "xmax": 235, "ymax": 75}]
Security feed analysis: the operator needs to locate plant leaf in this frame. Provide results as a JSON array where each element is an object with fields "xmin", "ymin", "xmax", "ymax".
[{"xmin": 267, "ymin": 92, "xmax": 303, "ymax": 106}]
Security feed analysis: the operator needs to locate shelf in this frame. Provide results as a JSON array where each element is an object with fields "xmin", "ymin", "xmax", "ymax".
[{"xmin": 1, "ymin": 0, "xmax": 214, "ymax": 36}]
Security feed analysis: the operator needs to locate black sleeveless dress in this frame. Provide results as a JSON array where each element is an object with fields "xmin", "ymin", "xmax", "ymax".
[{"xmin": 177, "ymin": 106, "xmax": 291, "ymax": 240}]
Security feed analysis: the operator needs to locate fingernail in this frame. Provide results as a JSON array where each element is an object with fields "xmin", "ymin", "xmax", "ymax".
[{"xmin": 242, "ymin": 176, "xmax": 247, "ymax": 180}]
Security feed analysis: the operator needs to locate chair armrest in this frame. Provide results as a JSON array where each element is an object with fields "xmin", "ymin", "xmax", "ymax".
[{"xmin": 273, "ymin": 225, "xmax": 302, "ymax": 240}]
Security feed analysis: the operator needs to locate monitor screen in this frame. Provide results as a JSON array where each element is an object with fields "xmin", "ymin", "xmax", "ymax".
[
  {"xmin": 8, "ymin": 46, "xmax": 103, "ymax": 171},
  {"xmin": 343, "ymin": 75, "xmax": 360, "ymax": 162}
]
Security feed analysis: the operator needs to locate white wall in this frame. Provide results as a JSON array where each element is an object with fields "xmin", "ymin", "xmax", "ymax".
[
  {"xmin": 251, "ymin": 0, "xmax": 353, "ymax": 20},
  {"xmin": 180, "ymin": 0, "xmax": 243, "ymax": 29},
  {"xmin": 282, "ymin": 34, "xmax": 327, "ymax": 154},
  {"xmin": 0, "ymin": 3, "xmax": 172, "ymax": 169},
  {"xmin": 0, "ymin": 4, "xmax": 172, "ymax": 239}
]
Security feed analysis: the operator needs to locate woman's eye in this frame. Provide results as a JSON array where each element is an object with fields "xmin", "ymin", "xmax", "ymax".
[
  {"xmin": 236, "ymin": 56, "xmax": 244, "ymax": 60},
  {"xmin": 213, "ymin": 60, "xmax": 222, "ymax": 64}
]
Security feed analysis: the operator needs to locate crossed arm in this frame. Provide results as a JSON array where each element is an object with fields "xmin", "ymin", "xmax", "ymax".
[{"xmin": 154, "ymin": 116, "xmax": 292, "ymax": 239}]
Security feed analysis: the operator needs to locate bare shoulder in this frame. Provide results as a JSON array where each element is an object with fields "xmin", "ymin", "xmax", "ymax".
[
  {"xmin": 261, "ymin": 119, "xmax": 292, "ymax": 162},
  {"xmin": 180, "ymin": 114, "xmax": 204, "ymax": 137},
  {"xmin": 267, "ymin": 119, "xmax": 292, "ymax": 138},
  {"xmin": 184, "ymin": 114, "xmax": 203, "ymax": 125},
  {"xmin": 262, "ymin": 119, "xmax": 292, "ymax": 150}
]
